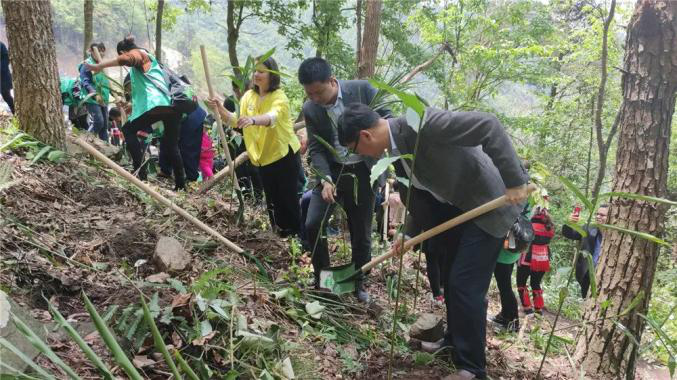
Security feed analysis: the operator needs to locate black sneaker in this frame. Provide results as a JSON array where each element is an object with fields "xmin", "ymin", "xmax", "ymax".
[
  {"xmin": 421, "ymin": 338, "xmax": 453, "ymax": 354},
  {"xmin": 490, "ymin": 314, "xmax": 520, "ymax": 333}
]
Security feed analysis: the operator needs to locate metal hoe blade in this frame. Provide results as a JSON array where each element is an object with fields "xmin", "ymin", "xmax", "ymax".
[{"xmin": 319, "ymin": 262, "xmax": 357, "ymax": 294}]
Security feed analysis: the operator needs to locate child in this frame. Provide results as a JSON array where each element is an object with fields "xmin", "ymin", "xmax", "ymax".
[
  {"xmin": 199, "ymin": 129, "xmax": 214, "ymax": 180},
  {"xmin": 109, "ymin": 107, "xmax": 123, "ymax": 146}
]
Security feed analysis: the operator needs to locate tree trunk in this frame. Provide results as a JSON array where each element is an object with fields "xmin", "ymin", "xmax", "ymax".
[
  {"xmin": 355, "ymin": 0, "xmax": 362, "ymax": 74},
  {"xmin": 227, "ymin": 0, "xmax": 243, "ymax": 98},
  {"xmin": 1, "ymin": 0, "xmax": 66, "ymax": 149},
  {"xmin": 357, "ymin": 0, "xmax": 382, "ymax": 79},
  {"xmin": 573, "ymin": 1, "xmax": 676, "ymax": 378},
  {"xmin": 155, "ymin": 0, "xmax": 164, "ymax": 63},
  {"xmin": 83, "ymin": 0, "xmax": 93, "ymax": 59}
]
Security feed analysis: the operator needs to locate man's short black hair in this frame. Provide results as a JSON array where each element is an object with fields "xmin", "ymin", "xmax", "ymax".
[
  {"xmin": 338, "ymin": 103, "xmax": 381, "ymax": 146},
  {"xmin": 109, "ymin": 107, "xmax": 121, "ymax": 119},
  {"xmin": 298, "ymin": 57, "xmax": 332, "ymax": 85}
]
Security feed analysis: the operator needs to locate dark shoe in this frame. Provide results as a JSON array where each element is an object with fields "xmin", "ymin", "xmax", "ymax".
[
  {"xmin": 157, "ymin": 170, "xmax": 172, "ymax": 179},
  {"xmin": 442, "ymin": 369, "xmax": 477, "ymax": 380},
  {"xmin": 421, "ymin": 338, "xmax": 453, "ymax": 354},
  {"xmin": 355, "ymin": 287, "xmax": 370, "ymax": 303},
  {"xmin": 354, "ymin": 281, "xmax": 370, "ymax": 303},
  {"xmin": 489, "ymin": 313, "xmax": 520, "ymax": 333},
  {"xmin": 135, "ymin": 166, "xmax": 148, "ymax": 181},
  {"xmin": 174, "ymin": 181, "xmax": 186, "ymax": 191}
]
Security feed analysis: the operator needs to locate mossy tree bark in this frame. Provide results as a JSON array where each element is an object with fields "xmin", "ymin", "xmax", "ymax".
[{"xmin": 1, "ymin": 0, "xmax": 66, "ymax": 149}]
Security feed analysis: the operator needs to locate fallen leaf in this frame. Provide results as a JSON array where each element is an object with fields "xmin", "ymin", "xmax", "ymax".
[
  {"xmin": 171, "ymin": 293, "xmax": 192, "ymax": 309},
  {"xmin": 146, "ymin": 272, "xmax": 170, "ymax": 283},
  {"xmin": 132, "ymin": 355, "xmax": 155, "ymax": 368},
  {"xmin": 84, "ymin": 331, "xmax": 100, "ymax": 344},
  {"xmin": 192, "ymin": 330, "xmax": 217, "ymax": 346},
  {"xmin": 305, "ymin": 301, "xmax": 325, "ymax": 319},
  {"xmin": 171, "ymin": 331, "xmax": 183, "ymax": 347}
]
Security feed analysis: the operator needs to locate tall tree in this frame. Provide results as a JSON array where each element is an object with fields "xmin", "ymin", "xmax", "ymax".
[
  {"xmin": 355, "ymin": 0, "xmax": 362, "ymax": 70},
  {"xmin": 357, "ymin": 0, "xmax": 382, "ymax": 78},
  {"xmin": 83, "ymin": 0, "xmax": 93, "ymax": 59},
  {"xmin": 155, "ymin": 0, "xmax": 164, "ymax": 62},
  {"xmin": 574, "ymin": 1, "xmax": 676, "ymax": 377},
  {"xmin": 225, "ymin": 0, "xmax": 262, "ymax": 97},
  {"xmin": 589, "ymin": 0, "xmax": 620, "ymax": 200},
  {"xmin": 1, "ymin": 0, "xmax": 66, "ymax": 148}
]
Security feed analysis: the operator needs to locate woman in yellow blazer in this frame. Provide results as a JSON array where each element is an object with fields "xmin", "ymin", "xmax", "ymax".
[{"xmin": 209, "ymin": 57, "xmax": 302, "ymax": 237}]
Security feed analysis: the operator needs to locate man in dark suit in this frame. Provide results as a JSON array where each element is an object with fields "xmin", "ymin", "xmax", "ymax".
[
  {"xmin": 297, "ymin": 57, "xmax": 390, "ymax": 302},
  {"xmin": 338, "ymin": 103, "xmax": 528, "ymax": 380}
]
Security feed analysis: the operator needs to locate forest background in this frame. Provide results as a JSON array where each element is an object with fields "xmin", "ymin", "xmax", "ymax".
[{"xmin": 0, "ymin": 0, "xmax": 674, "ymax": 377}]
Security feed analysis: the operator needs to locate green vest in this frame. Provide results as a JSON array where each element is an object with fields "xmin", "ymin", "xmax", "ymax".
[
  {"xmin": 497, "ymin": 248, "xmax": 521, "ymax": 265},
  {"xmin": 79, "ymin": 56, "xmax": 110, "ymax": 105},
  {"xmin": 128, "ymin": 51, "xmax": 170, "ymax": 122},
  {"xmin": 60, "ymin": 77, "xmax": 78, "ymax": 106}
]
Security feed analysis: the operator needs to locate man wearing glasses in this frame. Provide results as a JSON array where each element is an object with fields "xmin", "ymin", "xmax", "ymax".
[
  {"xmin": 297, "ymin": 57, "xmax": 391, "ymax": 303},
  {"xmin": 563, "ymin": 204, "xmax": 609, "ymax": 298},
  {"xmin": 336, "ymin": 103, "xmax": 529, "ymax": 380}
]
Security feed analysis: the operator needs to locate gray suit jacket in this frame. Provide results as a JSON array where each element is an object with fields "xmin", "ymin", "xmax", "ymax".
[
  {"xmin": 389, "ymin": 108, "xmax": 528, "ymax": 238},
  {"xmin": 302, "ymin": 80, "xmax": 391, "ymax": 183}
]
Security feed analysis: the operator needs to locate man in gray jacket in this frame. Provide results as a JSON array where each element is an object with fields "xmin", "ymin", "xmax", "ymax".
[
  {"xmin": 338, "ymin": 103, "xmax": 528, "ymax": 380},
  {"xmin": 297, "ymin": 58, "xmax": 391, "ymax": 302}
]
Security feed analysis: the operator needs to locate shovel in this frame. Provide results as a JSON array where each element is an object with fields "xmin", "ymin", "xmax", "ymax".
[{"xmin": 319, "ymin": 184, "xmax": 536, "ymax": 294}]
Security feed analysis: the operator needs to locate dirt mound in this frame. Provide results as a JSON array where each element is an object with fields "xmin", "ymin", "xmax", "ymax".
[{"xmin": 107, "ymin": 222, "xmax": 157, "ymax": 261}]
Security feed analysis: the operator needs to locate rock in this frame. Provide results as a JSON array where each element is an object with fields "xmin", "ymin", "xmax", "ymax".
[
  {"xmin": 0, "ymin": 291, "xmax": 47, "ymax": 376},
  {"xmin": 154, "ymin": 237, "xmax": 191, "ymax": 272},
  {"xmin": 145, "ymin": 272, "xmax": 170, "ymax": 283},
  {"xmin": 409, "ymin": 313, "xmax": 444, "ymax": 342}
]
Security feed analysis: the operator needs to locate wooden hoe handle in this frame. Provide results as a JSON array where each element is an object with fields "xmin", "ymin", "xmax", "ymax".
[
  {"xmin": 70, "ymin": 136, "xmax": 245, "ymax": 254},
  {"xmin": 360, "ymin": 184, "xmax": 538, "ymax": 273}
]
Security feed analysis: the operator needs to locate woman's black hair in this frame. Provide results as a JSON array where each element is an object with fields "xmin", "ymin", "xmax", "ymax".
[
  {"xmin": 89, "ymin": 42, "xmax": 105, "ymax": 52},
  {"xmin": 116, "ymin": 35, "xmax": 139, "ymax": 55},
  {"xmin": 253, "ymin": 56, "xmax": 280, "ymax": 95}
]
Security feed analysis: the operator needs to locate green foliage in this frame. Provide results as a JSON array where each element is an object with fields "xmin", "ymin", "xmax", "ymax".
[{"xmin": 1, "ymin": 129, "xmax": 66, "ymax": 165}]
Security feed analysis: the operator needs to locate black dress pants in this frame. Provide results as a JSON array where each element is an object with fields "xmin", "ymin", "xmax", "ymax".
[
  {"xmin": 258, "ymin": 147, "xmax": 303, "ymax": 236},
  {"xmin": 444, "ymin": 222, "xmax": 503, "ymax": 379},
  {"xmin": 305, "ymin": 162, "xmax": 376, "ymax": 279}
]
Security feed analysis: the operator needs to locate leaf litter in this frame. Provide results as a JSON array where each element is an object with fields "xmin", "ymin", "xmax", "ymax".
[{"xmin": 0, "ymin": 128, "xmax": 590, "ymax": 379}]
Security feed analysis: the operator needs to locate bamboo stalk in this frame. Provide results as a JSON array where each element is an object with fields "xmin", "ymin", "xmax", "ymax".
[
  {"xmin": 198, "ymin": 151, "xmax": 249, "ymax": 194},
  {"xmin": 70, "ymin": 136, "xmax": 244, "ymax": 254},
  {"xmin": 382, "ymin": 181, "xmax": 390, "ymax": 241},
  {"xmin": 199, "ymin": 45, "xmax": 240, "ymax": 193}
]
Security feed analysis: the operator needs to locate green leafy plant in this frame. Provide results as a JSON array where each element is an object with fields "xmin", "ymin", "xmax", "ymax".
[{"xmin": 0, "ymin": 131, "xmax": 66, "ymax": 165}]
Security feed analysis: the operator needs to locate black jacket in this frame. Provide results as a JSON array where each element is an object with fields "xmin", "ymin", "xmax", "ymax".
[{"xmin": 562, "ymin": 224, "xmax": 603, "ymax": 281}]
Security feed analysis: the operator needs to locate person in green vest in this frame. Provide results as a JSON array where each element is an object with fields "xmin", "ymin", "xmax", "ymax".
[
  {"xmin": 60, "ymin": 77, "xmax": 88, "ymax": 131},
  {"xmin": 85, "ymin": 36, "xmax": 190, "ymax": 190},
  {"xmin": 489, "ymin": 202, "xmax": 531, "ymax": 333},
  {"xmin": 79, "ymin": 42, "xmax": 111, "ymax": 141}
]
